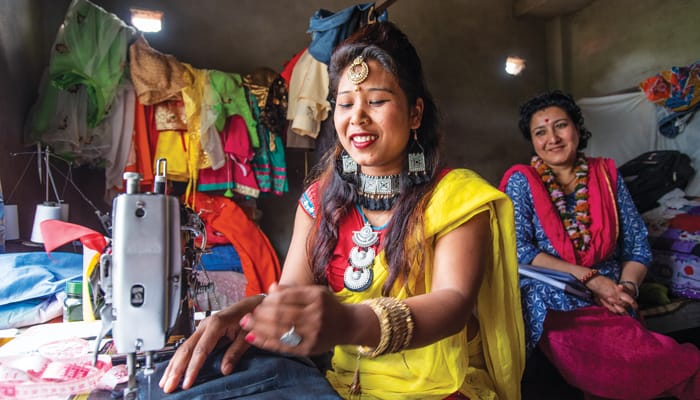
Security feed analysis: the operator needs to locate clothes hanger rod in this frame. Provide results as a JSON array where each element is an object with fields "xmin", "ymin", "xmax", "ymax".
[{"xmin": 375, "ymin": 0, "xmax": 398, "ymax": 16}]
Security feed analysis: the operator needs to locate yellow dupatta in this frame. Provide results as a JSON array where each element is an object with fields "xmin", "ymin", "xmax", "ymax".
[
  {"xmin": 326, "ymin": 169, "xmax": 525, "ymax": 400},
  {"xmin": 181, "ymin": 64, "xmax": 207, "ymax": 206}
]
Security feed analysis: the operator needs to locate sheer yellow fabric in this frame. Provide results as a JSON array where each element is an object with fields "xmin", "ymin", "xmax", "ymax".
[
  {"xmin": 326, "ymin": 169, "xmax": 525, "ymax": 400},
  {"xmin": 181, "ymin": 64, "xmax": 207, "ymax": 205}
]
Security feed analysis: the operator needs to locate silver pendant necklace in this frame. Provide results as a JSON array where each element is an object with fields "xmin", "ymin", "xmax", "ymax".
[{"xmin": 344, "ymin": 222, "xmax": 380, "ymax": 292}]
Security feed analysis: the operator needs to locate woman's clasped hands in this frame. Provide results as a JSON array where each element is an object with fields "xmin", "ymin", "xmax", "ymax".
[{"xmin": 586, "ymin": 275, "xmax": 637, "ymax": 315}]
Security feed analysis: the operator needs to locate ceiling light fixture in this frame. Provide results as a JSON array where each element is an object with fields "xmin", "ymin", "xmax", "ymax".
[
  {"xmin": 130, "ymin": 8, "xmax": 163, "ymax": 33},
  {"xmin": 505, "ymin": 56, "xmax": 526, "ymax": 76}
]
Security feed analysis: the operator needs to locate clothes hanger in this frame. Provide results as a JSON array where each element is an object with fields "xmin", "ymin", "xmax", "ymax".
[
  {"xmin": 369, "ymin": 0, "xmax": 399, "ymax": 22},
  {"xmin": 374, "ymin": 0, "xmax": 399, "ymax": 16}
]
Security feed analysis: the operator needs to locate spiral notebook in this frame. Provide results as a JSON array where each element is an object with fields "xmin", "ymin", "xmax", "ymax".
[{"xmin": 518, "ymin": 264, "xmax": 592, "ymax": 300}]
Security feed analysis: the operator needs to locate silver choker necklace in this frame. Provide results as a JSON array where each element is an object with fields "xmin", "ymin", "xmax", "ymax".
[{"xmin": 357, "ymin": 173, "xmax": 401, "ymax": 211}]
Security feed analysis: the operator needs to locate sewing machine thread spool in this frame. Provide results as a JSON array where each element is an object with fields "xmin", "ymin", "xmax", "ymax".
[{"xmin": 30, "ymin": 202, "xmax": 64, "ymax": 243}]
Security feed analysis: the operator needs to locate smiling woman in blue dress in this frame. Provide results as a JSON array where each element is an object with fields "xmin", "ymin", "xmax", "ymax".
[{"xmin": 500, "ymin": 90, "xmax": 700, "ymax": 400}]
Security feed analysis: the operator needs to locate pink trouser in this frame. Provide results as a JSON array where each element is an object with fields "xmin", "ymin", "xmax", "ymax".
[{"xmin": 539, "ymin": 306, "xmax": 700, "ymax": 400}]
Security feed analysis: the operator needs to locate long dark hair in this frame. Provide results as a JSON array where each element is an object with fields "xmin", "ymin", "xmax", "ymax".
[
  {"xmin": 518, "ymin": 90, "xmax": 592, "ymax": 150},
  {"xmin": 306, "ymin": 21, "xmax": 443, "ymax": 295}
]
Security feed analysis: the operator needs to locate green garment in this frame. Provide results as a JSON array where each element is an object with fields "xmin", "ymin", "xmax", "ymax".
[
  {"xmin": 208, "ymin": 71, "xmax": 259, "ymax": 148},
  {"xmin": 49, "ymin": 0, "xmax": 135, "ymax": 128}
]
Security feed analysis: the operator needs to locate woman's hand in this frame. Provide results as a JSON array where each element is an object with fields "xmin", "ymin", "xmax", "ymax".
[
  {"xmin": 587, "ymin": 275, "xmax": 637, "ymax": 314},
  {"xmin": 159, "ymin": 296, "xmax": 262, "ymax": 393},
  {"xmin": 239, "ymin": 283, "xmax": 350, "ymax": 356}
]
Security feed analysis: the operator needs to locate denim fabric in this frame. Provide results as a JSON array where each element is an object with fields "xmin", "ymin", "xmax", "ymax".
[
  {"xmin": 307, "ymin": 2, "xmax": 388, "ymax": 64},
  {"xmin": 136, "ymin": 347, "xmax": 341, "ymax": 399}
]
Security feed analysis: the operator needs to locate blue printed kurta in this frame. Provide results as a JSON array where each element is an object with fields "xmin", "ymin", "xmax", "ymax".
[{"xmin": 503, "ymin": 170, "xmax": 652, "ymax": 353}]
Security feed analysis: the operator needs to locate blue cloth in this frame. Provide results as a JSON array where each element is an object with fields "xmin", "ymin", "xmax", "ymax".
[
  {"xmin": 200, "ymin": 245, "xmax": 242, "ymax": 273},
  {"xmin": 0, "ymin": 252, "xmax": 82, "ymax": 305},
  {"xmin": 307, "ymin": 2, "xmax": 388, "ymax": 65},
  {"xmin": 0, "ymin": 252, "xmax": 82, "ymax": 328},
  {"xmin": 658, "ymin": 102, "xmax": 699, "ymax": 138},
  {"xmin": 503, "ymin": 171, "xmax": 652, "ymax": 353},
  {"xmin": 136, "ymin": 347, "xmax": 340, "ymax": 399}
]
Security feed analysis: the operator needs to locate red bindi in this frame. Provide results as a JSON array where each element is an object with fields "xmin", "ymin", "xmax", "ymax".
[{"xmin": 544, "ymin": 118, "xmax": 549, "ymax": 123}]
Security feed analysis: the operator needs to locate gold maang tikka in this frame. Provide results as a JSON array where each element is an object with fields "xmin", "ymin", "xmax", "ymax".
[{"xmin": 348, "ymin": 56, "xmax": 369, "ymax": 91}]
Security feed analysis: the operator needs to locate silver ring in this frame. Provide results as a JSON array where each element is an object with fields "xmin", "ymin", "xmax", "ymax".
[{"xmin": 279, "ymin": 324, "xmax": 302, "ymax": 347}]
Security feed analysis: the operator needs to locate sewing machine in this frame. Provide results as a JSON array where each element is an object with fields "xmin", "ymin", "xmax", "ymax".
[{"xmin": 97, "ymin": 160, "xmax": 202, "ymax": 398}]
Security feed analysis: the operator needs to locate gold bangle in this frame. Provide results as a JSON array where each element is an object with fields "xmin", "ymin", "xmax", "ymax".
[
  {"xmin": 352, "ymin": 297, "xmax": 415, "ymax": 396},
  {"xmin": 359, "ymin": 298, "xmax": 392, "ymax": 358},
  {"xmin": 358, "ymin": 297, "xmax": 415, "ymax": 357},
  {"xmin": 387, "ymin": 299, "xmax": 414, "ymax": 353}
]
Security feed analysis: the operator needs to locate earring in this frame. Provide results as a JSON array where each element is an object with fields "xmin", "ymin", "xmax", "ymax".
[
  {"xmin": 407, "ymin": 130, "xmax": 428, "ymax": 184},
  {"xmin": 342, "ymin": 151, "xmax": 358, "ymax": 174}
]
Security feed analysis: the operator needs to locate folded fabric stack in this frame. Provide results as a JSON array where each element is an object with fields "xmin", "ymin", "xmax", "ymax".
[
  {"xmin": 647, "ymin": 201, "xmax": 700, "ymax": 299},
  {"xmin": 0, "ymin": 252, "xmax": 82, "ymax": 329}
]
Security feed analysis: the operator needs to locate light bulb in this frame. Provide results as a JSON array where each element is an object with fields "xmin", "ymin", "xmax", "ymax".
[{"xmin": 505, "ymin": 56, "xmax": 526, "ymax": 76}]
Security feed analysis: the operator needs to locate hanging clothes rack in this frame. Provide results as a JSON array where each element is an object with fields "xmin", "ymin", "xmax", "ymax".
[{"xmin": 375, "ymin": 0, "xmax": 398, "ymax": 15}]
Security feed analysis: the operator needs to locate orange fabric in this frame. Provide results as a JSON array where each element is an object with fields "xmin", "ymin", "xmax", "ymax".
[
  {"xmin": 191, "ymin": 193, "xmax": 233, "ymax": 247},
  {"xmin": 194, "ymin": 192, "xmax": 281, "ymax": 296},
  {"xmin": 123, "ymin": 97, "xmax": 155, "ymax": 187},
  {"xmin": 145, "ymin": 105, "xmax": 159, "ymax": 156}
]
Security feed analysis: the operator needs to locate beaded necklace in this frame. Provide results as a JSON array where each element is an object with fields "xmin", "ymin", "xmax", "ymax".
[{"xmin": 531, "ymin": 153, "xmax": 591, "ymax": 251}]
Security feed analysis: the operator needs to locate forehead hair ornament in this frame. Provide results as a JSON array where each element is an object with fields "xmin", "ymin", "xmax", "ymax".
[{"xmin": 348, "ymin": 56, "xmax": 369, "ymax": 90}]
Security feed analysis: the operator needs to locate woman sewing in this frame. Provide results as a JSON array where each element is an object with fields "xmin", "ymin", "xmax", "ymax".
[
  {"xmin": 159, "ymin": 21, "xmax": 525, "ymax": 400},
  {"xmin": 500, "ymin": 90, "xmax": 700, "ymax": 399}
]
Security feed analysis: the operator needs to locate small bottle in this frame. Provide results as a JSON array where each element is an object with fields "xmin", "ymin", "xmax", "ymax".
[{"xmin": 63, "ymin": 280, "xmax": 83, "ymax": 322}]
